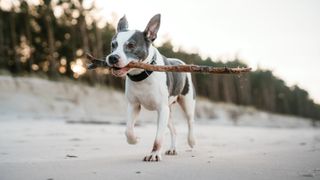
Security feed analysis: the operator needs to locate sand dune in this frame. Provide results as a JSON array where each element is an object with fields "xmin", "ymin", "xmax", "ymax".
[{"xmin": 0, "ymin": 76, "xmax": 315, "ymax": 128}]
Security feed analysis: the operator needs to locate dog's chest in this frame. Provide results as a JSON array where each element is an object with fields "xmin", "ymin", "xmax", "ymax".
[{"xmin": 125, "ymin": 72, "xmax": 168, "ymax": 111}]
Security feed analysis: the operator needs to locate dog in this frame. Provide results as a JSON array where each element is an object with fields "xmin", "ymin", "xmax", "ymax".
[{"xmin": 106, "ymin": 14, "xmax": 196, "ymax": 161}]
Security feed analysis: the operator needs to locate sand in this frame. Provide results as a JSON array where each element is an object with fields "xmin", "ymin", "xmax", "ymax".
[
  {"xmin": 0, "ymin": 76, "xmax": 319, "ymax": 179},
  {"xmin": 0, "ymin": 119, "xmax": 319, "ymax": 180}
]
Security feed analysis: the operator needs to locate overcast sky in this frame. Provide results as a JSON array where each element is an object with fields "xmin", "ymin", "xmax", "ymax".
[
  {"xmin": 94, "ymin": 0, "xmax": 320, "ymax": 102},
  {"xmin": 94, "ymin": 0, "xmax": 320, "ymax": 103},
  {"xmin": 5, "ymin": 0, "xmax": 320, "ymax": 103}
]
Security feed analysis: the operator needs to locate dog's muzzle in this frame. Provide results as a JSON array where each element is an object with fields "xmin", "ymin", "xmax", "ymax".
[{"xmin": 107, "ymin": 54, "xmax": 130, "ymax": 77}]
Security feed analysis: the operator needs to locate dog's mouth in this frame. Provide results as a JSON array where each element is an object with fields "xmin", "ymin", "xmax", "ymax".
[
  {"xmin": 111, "ymin": 66, "xmax": 131, "ymax": 77},
  {"xmin": 112, "ymin": 67, "xmax": 122, "ymax": 70}
]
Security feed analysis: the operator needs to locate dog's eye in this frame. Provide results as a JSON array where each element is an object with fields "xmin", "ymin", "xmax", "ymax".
[
  {"xmin": 127, "ymin": 42, "xmax": 136, "ymax": 49},
  {"xmin": 111, "ymin": 41, "xmax": 118, "ymax": 49}
]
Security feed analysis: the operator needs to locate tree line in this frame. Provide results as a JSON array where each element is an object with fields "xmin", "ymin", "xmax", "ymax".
[{"xmin": 0, "ymin": 0, "xmax": 319, "ymax": 121}]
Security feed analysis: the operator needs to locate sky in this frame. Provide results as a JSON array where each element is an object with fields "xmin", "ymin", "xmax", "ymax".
[{"xmin": 91, "ymin": 0, "xmax": 320, "ymax": 103}]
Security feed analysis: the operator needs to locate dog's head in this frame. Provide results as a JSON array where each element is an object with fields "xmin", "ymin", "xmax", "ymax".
[{"xmin": 106, "ymin": 14, "xmax": 161, "ymax": 77}]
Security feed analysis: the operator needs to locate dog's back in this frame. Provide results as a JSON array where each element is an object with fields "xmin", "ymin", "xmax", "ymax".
[{"xmin": 163, "ymin": 57, "xmax": 190, "ymax": 98}]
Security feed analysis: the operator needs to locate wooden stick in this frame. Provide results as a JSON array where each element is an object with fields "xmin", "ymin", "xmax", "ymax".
[{"xmin": 86, "ymin": 53, "xmax": 252, "ymax": 74}]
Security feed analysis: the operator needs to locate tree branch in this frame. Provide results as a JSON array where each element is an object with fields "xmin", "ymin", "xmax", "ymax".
[{"xmin": 86, "ymin": 53, "xmax": 252, "ymax": 74}]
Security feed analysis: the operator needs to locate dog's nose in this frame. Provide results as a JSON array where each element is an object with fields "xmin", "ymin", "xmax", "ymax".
[{"xmin": 108, "ymin": 55, "xmax": 120, "ymax": 65}]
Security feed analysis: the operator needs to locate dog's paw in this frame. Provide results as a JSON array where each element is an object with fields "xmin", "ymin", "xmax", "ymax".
[
  {"xmin": 188, "ymin": 135, "xmax": 196, "ymax": 148},
  {"xmin": 125, "ymin": 130, "xmax": 138, "ymax": 145},
  {"xmin": 143, "ymin": 151, "xmax": 162, "ymax": 162},
  {"xmin": 165, "ymin": 149, "xmax": 177, "ymax": 155},
  {"xmin": 126, "ymin": 136, "xmax": 138, "ymax": 144}
]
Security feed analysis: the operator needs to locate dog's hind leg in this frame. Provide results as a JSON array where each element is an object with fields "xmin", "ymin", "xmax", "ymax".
[
  {"xmin": 125, "ymin": 103, "xmax": 141, "ymax": 144},
  {"xmin": 178, "ymin": 93, "xmax": 196, "ymax": 148},
  {"xmin": 165, "ymin": 106, "xmax": 177, "ymax": 155}
]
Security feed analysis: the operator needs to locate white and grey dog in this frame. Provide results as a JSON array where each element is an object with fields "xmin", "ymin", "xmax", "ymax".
[{"xmin": 106, "ymin": 14, "xmax": 196, "ymax": 161}]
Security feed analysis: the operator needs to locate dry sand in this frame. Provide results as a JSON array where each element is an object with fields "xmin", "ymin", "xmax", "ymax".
[
  {"xmin": 0, "ymin": 119, "xmax": 319, "ymax": 180},
  {"xmin": 1, "ymin": 76, "xmax": 319, "ymax": 180}
]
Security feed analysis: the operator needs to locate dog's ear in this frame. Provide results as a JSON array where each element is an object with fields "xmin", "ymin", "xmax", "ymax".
[
  {"xmin": 117, "ymin": 15, "xmax": 128, "ymax": 32},
  {"xmin": 144, "ymin": 14, "xmax": 161, "ymax": 42}
]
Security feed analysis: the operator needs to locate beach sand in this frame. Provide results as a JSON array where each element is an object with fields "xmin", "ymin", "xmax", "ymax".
[{"xmin": 0, "ymin": 119, "xmax": 319, "ymax": 180}]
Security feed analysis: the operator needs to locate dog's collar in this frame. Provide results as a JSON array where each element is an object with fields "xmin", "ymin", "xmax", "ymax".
[{"xmin": 127, "ymin": 54, "xmax": 157, "ymax": 82}]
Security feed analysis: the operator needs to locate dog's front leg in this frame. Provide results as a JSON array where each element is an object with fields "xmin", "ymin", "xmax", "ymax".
[
  {"xmin": 143, "ymin": 105, "xmax": 169, "ymax": 162},
  {"xmin": 125, "ymin": 103, "xmax": 141, "ymax": 144}
]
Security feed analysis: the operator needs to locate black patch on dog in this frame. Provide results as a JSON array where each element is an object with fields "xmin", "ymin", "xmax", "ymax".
[
  {"xmin": 124, "ymin": 31, "xmax": 150, "ymax": 61},
  {"xmin": 192, "ymin": 83, "xmax": 196, "ymax": 99},
  {"xmin": 110, "ymin": 33, "xmax": 118, "ymax": 52},
  {"xmin": 163, "ymin": 56, "xmax": 188, "ymax": 97},
  {"xmin": 181, "ymin": 77, "xmax": 189, "ymax": 95}
]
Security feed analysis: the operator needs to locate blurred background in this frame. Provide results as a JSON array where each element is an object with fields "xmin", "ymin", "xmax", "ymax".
[
  {"xmin": 1, "ymin": 1, "xmax": 320, "ymax": 179},
  {"xmin": 0, "ymin": 0, "xmax": 319, "ymax": 127}
]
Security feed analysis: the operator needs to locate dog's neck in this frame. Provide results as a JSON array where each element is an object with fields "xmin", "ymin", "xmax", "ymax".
[{"xmin": 128, "ymin": 45, "xmax": 157, "ymax": 75}]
